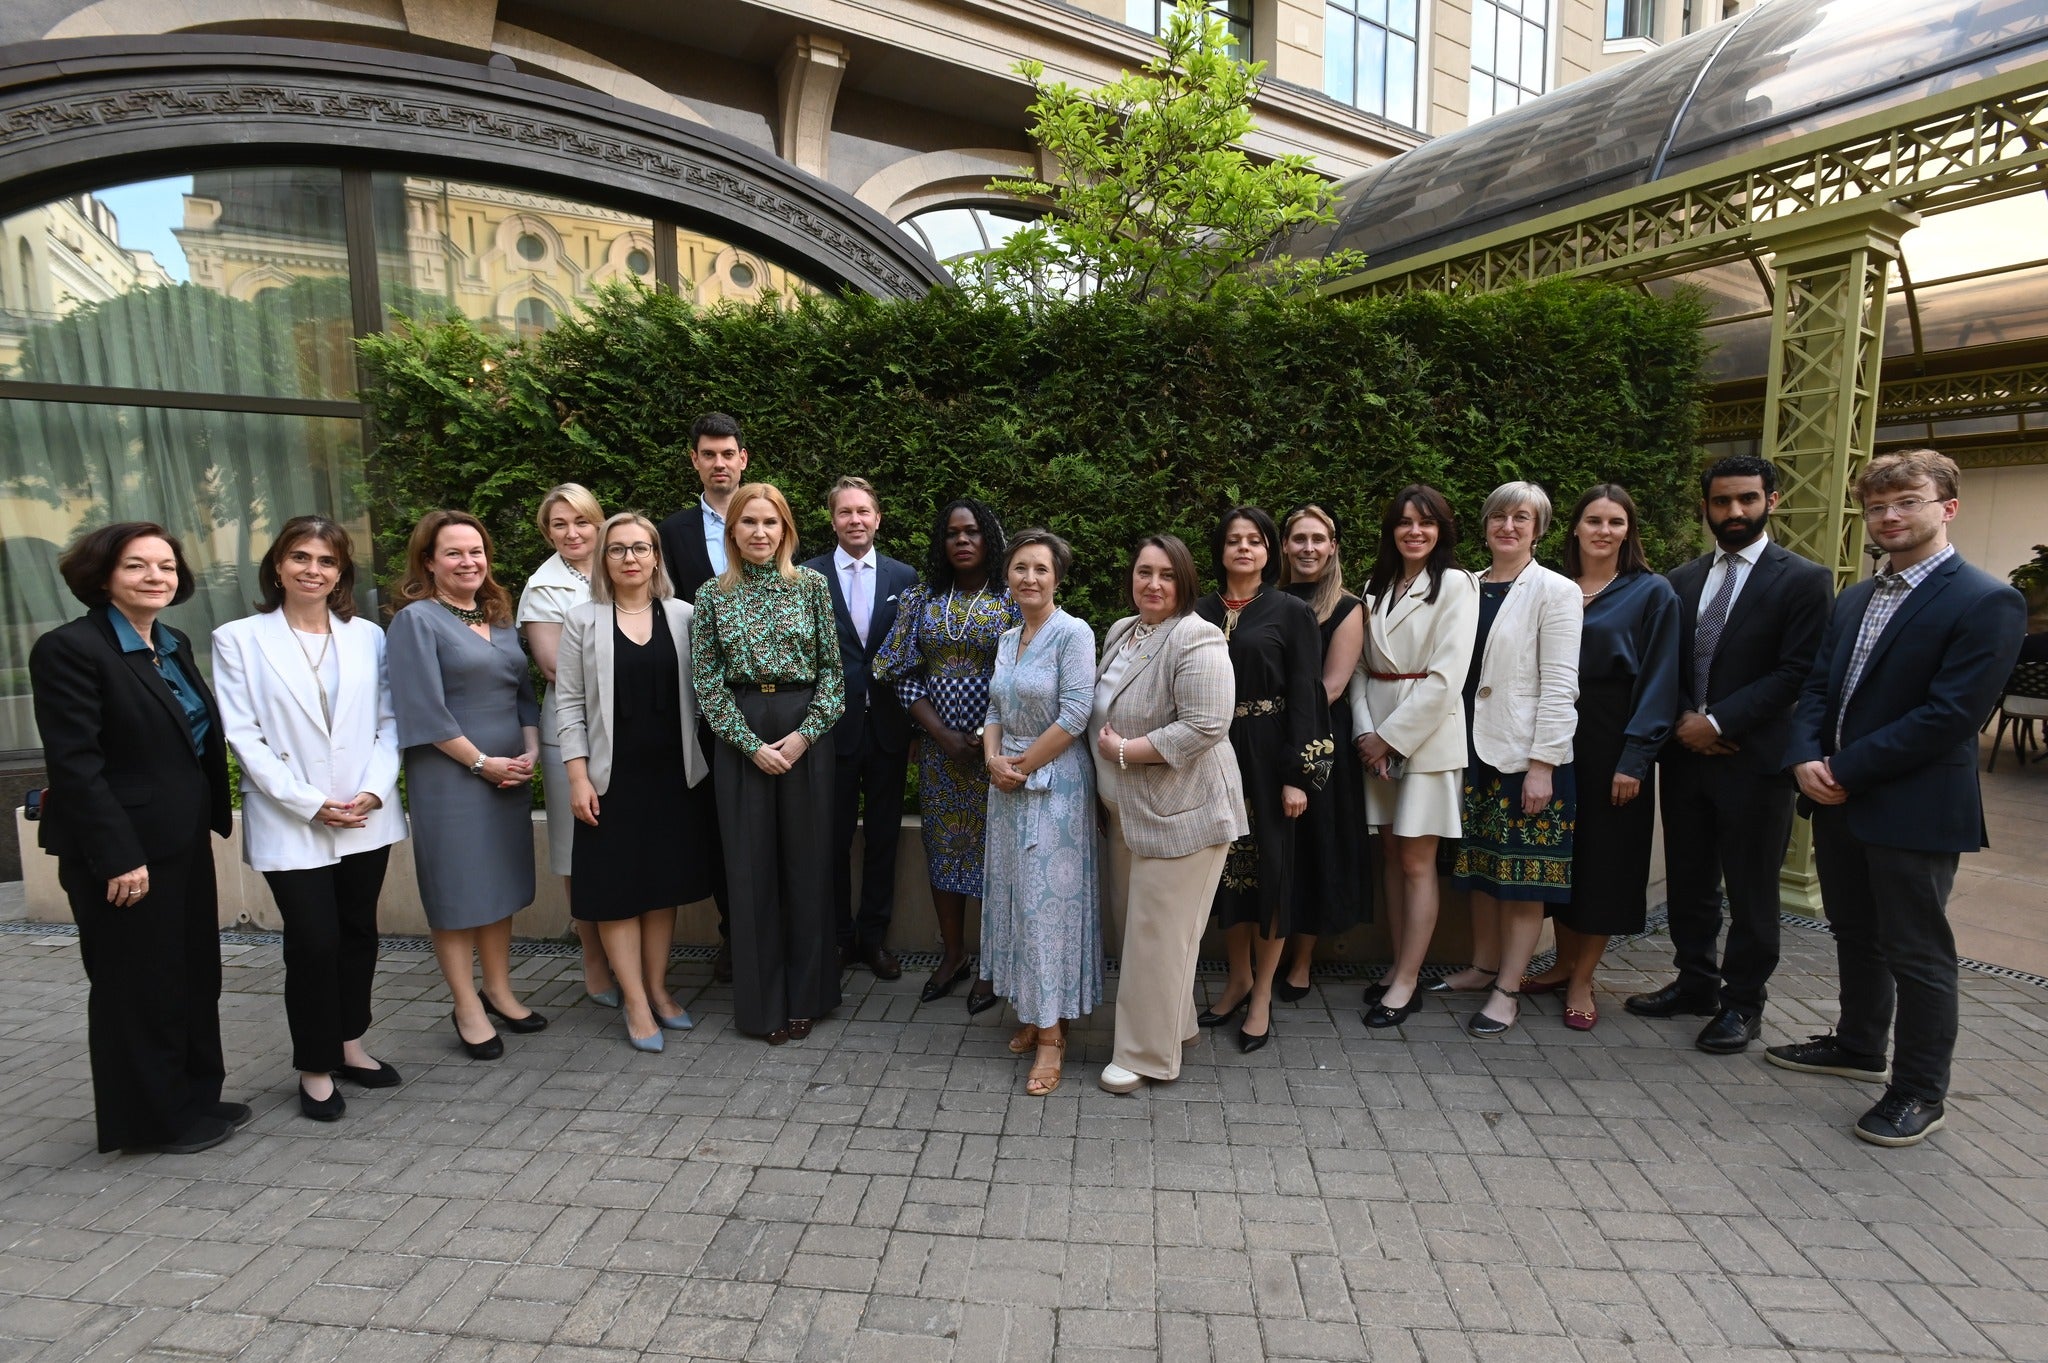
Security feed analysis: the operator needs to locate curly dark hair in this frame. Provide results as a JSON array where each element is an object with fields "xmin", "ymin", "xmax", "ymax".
[
  {"xmin": 923, "ymin": 498, "xmax": 1006, "ymax": 591},
  {"xmin": 57, "ymin": 522, "xmax": 197, "ymax": 609}
]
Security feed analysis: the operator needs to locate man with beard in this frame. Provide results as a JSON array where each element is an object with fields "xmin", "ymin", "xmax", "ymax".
[
  {"xmin": 1626, "ymin": 454, "xmax": 1833, "ymax": 1053},
  {"xmin": 1773, "ymin": 451, "xmax": 2022, "ymax": 1146}
]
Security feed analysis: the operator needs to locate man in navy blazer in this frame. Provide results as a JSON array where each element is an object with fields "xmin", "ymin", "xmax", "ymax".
[
  {"xmin": 1773, "ymin": 449, "xmax": 2025, "ymax": 1148},
  {"xmin": 803, "ymin": 476, "xmax": 917, "ymax": 979}
]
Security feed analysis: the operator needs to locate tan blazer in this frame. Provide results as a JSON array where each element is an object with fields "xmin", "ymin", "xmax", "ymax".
[
  {"xmin": 1346, "ymin": 569, "xmax": 1479, "ymax": 774},
  {"xmin": 1468, "ymin": 562, "xmax": 1582, "ymax": 773},
  {"xmin": 553, "ymin": 598, "xmax": 709, "ymax": 793},
  {"xmin": 1091, "ymin": 613, "xmax": 1247, "ymax": 860}
]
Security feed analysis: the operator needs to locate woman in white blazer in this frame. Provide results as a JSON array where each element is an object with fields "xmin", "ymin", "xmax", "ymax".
[
  {"xmin": 554, "ymin": 512, "xmax": 712, "ymax": 1052},
  {"xmin": 1346, "ymin": 486, "xmax": 1479, "ymax": 1029},
  {"xmin": 1446, "ymin": 482, "xmax": 1583, "ymax": 1038},
  {"xmin": 212, "ymin": 516, "xmax": 406, "ymax": 1122}
]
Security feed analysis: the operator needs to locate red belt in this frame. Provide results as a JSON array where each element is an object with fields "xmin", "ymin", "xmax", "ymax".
[{"xmin": 1369, "ymin": 671, "xmax": 1428, "ymax": 681}]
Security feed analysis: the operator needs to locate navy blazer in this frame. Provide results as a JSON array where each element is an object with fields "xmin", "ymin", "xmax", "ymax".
[
  {"xmin": 1663, "ymin": 538, "xmax": 1834, "ymax": 776},
  {"xmin": 803, "ymin": 549, "xmax": 917, "ymax": 756},
  {"xmin": 1789, "ymin": 551, "xmax": 2025, "ymax": 853},
  {"xmin": 656, "ymin": 503, "xmax": 719, "ymax": 605}
]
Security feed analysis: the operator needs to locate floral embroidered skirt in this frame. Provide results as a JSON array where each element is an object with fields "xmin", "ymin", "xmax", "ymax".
[{"xmin": 1451, "ymin": 756, "xmax": 1577, "ymax": 903}]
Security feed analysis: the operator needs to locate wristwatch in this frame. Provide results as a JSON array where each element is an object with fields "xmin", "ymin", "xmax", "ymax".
[{"xmin": 470, "ymin": 753, "xmax": 488, "ymax": 777}]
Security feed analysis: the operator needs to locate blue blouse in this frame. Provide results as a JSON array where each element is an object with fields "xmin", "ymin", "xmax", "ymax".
[
  {"xmin": 105, "ymin": 607, "xmax": 211, "ymax": 756},
  {"xmin": 1578, "ymin": 571, "xmax": 1681, "ymax": 780}
]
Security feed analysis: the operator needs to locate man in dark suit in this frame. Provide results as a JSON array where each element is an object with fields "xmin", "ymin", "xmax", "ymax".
[
  {"xmin": 803, "ymin": 476, "xmax": 917, "ymax": 978},
  {"xmin": 1773, "ymin": 449, "xmax": 2024, "ymax": 1147},
  {"xmin": 657, "ymin": 412, "xmax": 748, "ymax": 980},
  {"xmin": 1627, "ymin": 454, "xmax": 1834, "ymax": 1053}
]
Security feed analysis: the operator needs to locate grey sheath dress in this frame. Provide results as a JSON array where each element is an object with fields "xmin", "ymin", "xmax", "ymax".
[{"xmin": 387, "ymin": 601, "xmax": 542, "ymax": 930}]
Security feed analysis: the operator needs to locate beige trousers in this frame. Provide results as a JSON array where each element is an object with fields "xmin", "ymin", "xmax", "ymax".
[{"xmin": 1105, "ymin": 804, "xmax": 1230, "ymax": 1082}]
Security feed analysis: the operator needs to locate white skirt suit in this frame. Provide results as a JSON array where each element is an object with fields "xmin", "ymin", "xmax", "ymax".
[{"xmin": 1346, "ymin": 569, "xmax": 1479, "ymax": 839}]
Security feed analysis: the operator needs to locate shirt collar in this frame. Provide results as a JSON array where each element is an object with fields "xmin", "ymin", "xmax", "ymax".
[
  {"xmin": 105, "ymin": 606, "xmax": 176, "ymax": 656},
  {"xmin": 835, "ymin": 546, "xmax": 876, "ymax": 573},
  {"xmin": 1881, "ymin": 542, "xmax": 1954, "ymax": 587},
  {"xmin": 701, "ymin": 498, "xmax": 725, "ymax": 527},
  {"xmin": 1723, "ymin": 531, "xmax": 1770, "ymax": 568}
]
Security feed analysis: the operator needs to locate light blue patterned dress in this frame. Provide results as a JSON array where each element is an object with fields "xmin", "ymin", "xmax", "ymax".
[{"xmin": 981, "ymin": 609, "xmax": 1102, "ymax": 1027}]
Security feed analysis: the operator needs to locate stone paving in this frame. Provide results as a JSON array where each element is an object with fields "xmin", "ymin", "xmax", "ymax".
[{"xmin": 0, "ymin": 917, "xmax": 2045, "ymax": 1363}]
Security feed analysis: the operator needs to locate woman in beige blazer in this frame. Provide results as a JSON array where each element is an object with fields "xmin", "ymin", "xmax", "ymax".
[
  {"xmin": 555, "ymin": 512, "xmax": 712, "ymax": 1052},
  {"xmin": 1346, "ymin": 486, "xmax": 1479, "ymax": 1028},
  {"xmin": 1092, "ymin": 534, "xmax": 1247, "ymax": 1094}
]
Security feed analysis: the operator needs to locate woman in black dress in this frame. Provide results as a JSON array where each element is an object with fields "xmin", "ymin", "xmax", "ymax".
[
  {"xmin": 1520, "ymin": 485, "xmax": 1679, "ymax": 1030},
  {"xmin": 556, "ymin": 513, "xmax": 713, "ymax": 1051},
  {"xmin": 1275, "ymin": 504, "xmax": 1368, "ymax": 999},
  {"xmin": 1194, "ymin": 507, "xmax": 1332, "ymax": 1053}
]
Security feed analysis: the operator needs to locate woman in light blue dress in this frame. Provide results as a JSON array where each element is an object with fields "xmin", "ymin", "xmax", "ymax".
[{"xmin": 981, "ymin": 530, "xmax": 1100, "ymax": 1098}]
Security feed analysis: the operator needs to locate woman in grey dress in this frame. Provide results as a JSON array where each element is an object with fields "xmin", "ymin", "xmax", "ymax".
[
  {"xmin": 387, "ymin": 510, "xmax": 545, "ymax": 1060},
  {"xmin": 981, "ymin": 530, "xmax": 1099, "ymax": 1098}
]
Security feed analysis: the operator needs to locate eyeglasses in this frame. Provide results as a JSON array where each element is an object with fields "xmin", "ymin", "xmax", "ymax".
[
  {"xmin": 1861, "ymin": 497, "xmax": 1937, "ymax": 521},
  {"xmin": 605, "ymin": 543, "xmax": 656, "ymax": 560}
]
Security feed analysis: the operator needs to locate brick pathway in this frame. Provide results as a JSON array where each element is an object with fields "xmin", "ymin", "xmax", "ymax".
[{"xmin": 0, "ymin": 920, "xmax": 2044, "ymax": 1363}]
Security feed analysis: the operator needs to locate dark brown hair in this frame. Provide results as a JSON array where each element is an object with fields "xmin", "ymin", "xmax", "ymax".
[
  {"xmin": 1210, "ymin": 506, "xmax": 1282, "ymax": 587},
  {"xmin": 391, "ymin": 509, "xmax": 513, "ymax": 625},
  {"xmin": 1561, "ymin": 483, "xmax": 1649, "ymax": 579},
  {"xmin": 257, "ymin": 515, "xmax": 358, "ymax": 620},
  {"xmin": 58, "ymin": 521, "xmax": 197, "ymax": 609},
  {"xmin": 1365, "ymin": 485, "xmax": 1459, "ymax": 609},
  {"xmin": 1125, "ymin": 533, "xmax": 1199, "ymax": 618},
  {"xmin": 1857, "ymin": 447, "xmax": 1960, "ymax": 503}
]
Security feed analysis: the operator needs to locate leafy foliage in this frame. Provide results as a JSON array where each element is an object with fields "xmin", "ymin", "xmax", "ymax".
[
  {"xmin": 358, "ymin": 280, "xmax": 1709, "ymax": 631},
  {"xmin": 966, "ymin": 2, "xmax": 1366, "ymax": 303}
]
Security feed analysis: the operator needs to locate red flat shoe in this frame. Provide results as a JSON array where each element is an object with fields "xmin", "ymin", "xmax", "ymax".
[
  {"xmin": 1563, "ymin": 1004, "xmax": 1599, "ymax": 1032},
  {"xmin": 1520, "ymin": 976, "xmax": 1567, "ymax": 997}
]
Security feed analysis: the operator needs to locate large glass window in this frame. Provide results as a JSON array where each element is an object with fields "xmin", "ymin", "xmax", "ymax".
[
  {"xmin": 1126, "ymin": 0, "xmax": 1252, "ymax": 53},
  {"xmin": 1470, "ymin": 0, "xmax": 1551, "ymax": 121},
  {"xmin": 1324, "ymin": 0, "xmax": 1422, "ymax": 128},
  {"xmin": 1606, "ymin": 0, "xmax": 1655, "ymax": 41}
]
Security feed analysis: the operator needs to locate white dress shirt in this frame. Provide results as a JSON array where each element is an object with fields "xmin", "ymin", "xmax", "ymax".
[
  {"xmin": 1698, "ymin": 531, "xmax": 1770, "ymax": 733},
  {"xmin": 834, "ymin": 545, "xmax": 878, "ymax": 644},
  {"xmin": 702, "ymin": 498, "xmax": 729, "ymax": 575}
]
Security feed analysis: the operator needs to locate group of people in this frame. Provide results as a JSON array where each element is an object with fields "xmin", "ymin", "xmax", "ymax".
[{"xmin": 28, "ymin": 414, "xmax": 2024, "ymax": 1154}]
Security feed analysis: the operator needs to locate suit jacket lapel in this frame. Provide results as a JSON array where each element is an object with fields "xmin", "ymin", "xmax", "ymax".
[
  {"xmin": 1861, "ymin": 555, "xmax": 1960, "ymax": 678},
  {"xmin": 330, "ymin": 615, "xmax": 370, "ymax": 738},
  {"xmin": 820, "ymin": 557, "xmax": 861, "ymax": 653},
  {"xmin": 100, "ymin": 613, "xmax": 197, "ymax": 752},
  {"xmin": 1107, "ymin": 615, "xmax": 1179, "ymax": 708},
  {"xmin": 866, "ymin": 561, "xmax": 904, "ymax": 661},
  {"xmin": 257, "ymin": 609, "xmax": 329, "ymax": 731},
  {"xmin": 1717, "ymin": 544, "xmax": 1786, "ymax": 642}
]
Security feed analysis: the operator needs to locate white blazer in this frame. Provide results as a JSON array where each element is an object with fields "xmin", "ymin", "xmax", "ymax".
[
  {"xmin": 212, "ymin": 610, "xmax": 407, "ymax": 872},
  {"xmin": 1467, "ymin": 562, "xmax": 1582, "ymax": 773},
  {"xmin": 1347, "ymin": 568, "xmax": 1479, "ymax": 774},
  {"xmin": 553, "ymin": 598, "xmax": 709, "ymax": 793}
]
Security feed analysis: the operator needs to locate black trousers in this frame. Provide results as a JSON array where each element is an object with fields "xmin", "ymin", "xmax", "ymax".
[
  {"xmin": 1812, "ymin": 804, "xmax": 1962, "ymax": 1103},
  {"xmin": 62, "ymin": 841, "xmax": 224, "ymax": 1152},
  {"xmin": 1659, "ymin": 753, "xmax": 1796, "ymax": 1010},
  {"xmin": 263, "ymin": 846, "xmax": 391, "ymax": 1073},
  {"xmin": 714, "ymin": 688, "xmax": 842, "ymax": 1035},
  {"xmin": 831, "ymin": 725, "xmax": 909, "ymax": 953},
  {"xmin": 697, "ymin": 715, "xmax": 731, "ymax": 939}
]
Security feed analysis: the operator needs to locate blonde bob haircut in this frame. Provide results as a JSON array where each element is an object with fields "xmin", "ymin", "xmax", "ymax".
[
  {"xmin": 717, "ymin": 482, "xmax": 800, "ymax": 590},
  {"xmin": 590, "ymin": 512, "xmax": 674, "ymax": 604},
  {"xmin": 535, "ymin": 482, "xmax": 605, "ymax": 539},
  {"xmin": 1480, "ymin": 480, "xmax": 1554, "ymax": 539}
]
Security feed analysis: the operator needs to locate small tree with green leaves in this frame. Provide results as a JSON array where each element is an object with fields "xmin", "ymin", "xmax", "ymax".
[{"xmin": 966, "ymin": 0, "xmax": 1367, "ymax": 303}]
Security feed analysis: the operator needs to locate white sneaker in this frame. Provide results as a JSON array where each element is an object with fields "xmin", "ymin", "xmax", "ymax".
[{"xmin": 1098, "ymin": 1063, "xmax": 1146, "ymax": 1094}]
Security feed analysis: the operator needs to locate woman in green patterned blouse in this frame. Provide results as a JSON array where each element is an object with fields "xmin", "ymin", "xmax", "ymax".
[{"xmin": 691, "ymin": 482, "xmax": 846, "ymax": 1044}]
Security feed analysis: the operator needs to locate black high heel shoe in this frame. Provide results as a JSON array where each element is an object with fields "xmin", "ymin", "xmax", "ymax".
[
  {"xmin": 920, "ymin": 959, "xmax": 972, "ymax": 1004},
  {"xmin": 451, "ymin": 1013, "xmax": 503, "ymax": 1060},
  {"xmin": 965, "ymin": 981, "xmax": 1000, "ymax": 1016},
  {"xmin": 1197, "ymin": 994, "xmax": 1250, "ymax": 1028},
  {"xmin": 479, "ymin": 993, "xmax": 548, "ymax": 1033},
  {"xmin": 1237, "ymin": 1020, "xmax": 1273, "ymax": 1053},
  {"xmin": 1275, "ymin": 979, "xmax": 1313, "ymax": 1003}
]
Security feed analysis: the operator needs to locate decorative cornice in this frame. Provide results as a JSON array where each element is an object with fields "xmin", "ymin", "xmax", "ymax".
[{"xmin": 0, "ymin": 36, "xmax": 949, "ymax": 299}]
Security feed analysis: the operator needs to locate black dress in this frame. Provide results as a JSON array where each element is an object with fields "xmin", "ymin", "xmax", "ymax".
[
  {"xmin": 1555, "ymin": 572, "xmax": 1681, "ymax": 935},
  {"xmin": 1195, "ymin": 588, "xmax": 1332, "ymax": 939},
  {"xmin": 571, "ymin": 608, "xmax": 713, "ymax": 920},
  {"xmin": 1284, "ymin": 585, "xmax": 1370, "ymax": 934}
]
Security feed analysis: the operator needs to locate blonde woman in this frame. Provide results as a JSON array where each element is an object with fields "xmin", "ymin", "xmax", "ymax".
[
  {"xmin": 517, "ymin": 483, "xmax": 612, "ymax": 1004},
  {"xmin": 691, "ymin": 484, "xmax": 845, "ymax": 1044}
]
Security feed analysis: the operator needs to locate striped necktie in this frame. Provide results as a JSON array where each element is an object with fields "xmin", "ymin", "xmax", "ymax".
[{"xmin": 1692, "ymin": 552, "xmax": 1741, "ymax": 708}]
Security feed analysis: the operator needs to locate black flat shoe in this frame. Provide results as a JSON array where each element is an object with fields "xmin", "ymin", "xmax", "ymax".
[
  {"xmin": 1197, "ymin": 995, "xmax": 1249, "ymax": 1028},
  {"xmin": 1466, "ymin": 986, "xmax": 1521, "ymax": 1037},
  {"xmin": 1425, "ymin": 969, "xmax": 1498, "ymax": 995},
  {"xmin": 1362, "ymin": 981, "xmax": 1388, "ymax": 1006},
  {"xmin": 211, "ymin": 1101, "xmax": 254, "ymax": 1131},
  {"xmin": 1363, "ymin": 995, "xmax": 1422, "ymax": 1029},
  {"xmin": 134, "ymin": 1115, "xmax": 235, "ymax": 1156},
  {"xmin": 1237, "ymin": 1022, "xmax": 1272, "ymax": 1054},
  {"xmin": 920, "ymin": 959, "xmax": 972, "ymax": 1004},
  {"xmin": 479, "ymin": 994, "xmax": 547, "ymax": 1033},
  {"xmin": 1275, "ymin": 980, "xmax": 1313, "ymax": 1003},
  {"xmin": 452, "ymin": 1013, "xmax": 504, "ymax": 1060},
  {"xmin": 298, "ymin": 1081, "xmax": 345, "ymax": 1122},
  {"xmin": 965, "ymin": 984, "xmax": 1000, "ymax": 1016},
  {"xmin": 336, "ymin": 1061, "xmax": 402, "ymax": 1089}
]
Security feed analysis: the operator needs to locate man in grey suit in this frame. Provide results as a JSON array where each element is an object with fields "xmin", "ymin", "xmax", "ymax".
[{"xmin": 803, "ymin": 477, "xmax": 918, "ymax": 978}]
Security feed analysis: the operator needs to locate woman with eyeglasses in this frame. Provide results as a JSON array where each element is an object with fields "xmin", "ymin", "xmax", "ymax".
[{"xmin": 555, "ymin": 513, "xmax": 713, "ymax": 1052}]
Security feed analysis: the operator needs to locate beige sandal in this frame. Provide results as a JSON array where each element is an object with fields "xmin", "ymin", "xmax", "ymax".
[
  {"xmin": 1008, "ymin": 1023, "xmax": 1041, "ymax": 1054},
  {"xmin": 1025, "ymin": 1024, "xmax": 1067, "ymax": 1097}
]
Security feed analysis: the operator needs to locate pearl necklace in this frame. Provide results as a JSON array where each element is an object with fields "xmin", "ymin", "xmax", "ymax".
[{"xmin": 942, "ymin": 585, "xmax": 991, "ymax": 642}]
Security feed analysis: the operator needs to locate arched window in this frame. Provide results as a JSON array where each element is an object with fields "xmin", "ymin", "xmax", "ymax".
[{"xmin": 513, "ymin": 296, "xmax": 554, "ymax": 330}]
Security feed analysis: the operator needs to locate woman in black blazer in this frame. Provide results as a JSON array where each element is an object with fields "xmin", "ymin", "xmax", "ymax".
[{"xmin": 30, "ymin": 522, "xmax": 237, "ymax": 1155}]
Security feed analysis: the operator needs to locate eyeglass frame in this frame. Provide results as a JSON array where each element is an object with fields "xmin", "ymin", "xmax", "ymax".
[{"xmin": 604, "ymin": 541, "xmax": 657, "ymax": 560}]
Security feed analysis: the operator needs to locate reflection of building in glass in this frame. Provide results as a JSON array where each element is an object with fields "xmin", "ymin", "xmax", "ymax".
[{"xmin": 0, "ymin": 194, "xmax": 170, "ymax": 372}]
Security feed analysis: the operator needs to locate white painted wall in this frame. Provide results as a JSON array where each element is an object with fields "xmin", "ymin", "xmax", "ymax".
[{"xmin": 1953, "ymin": 463, "xmax": 2048, "ymax": 586}]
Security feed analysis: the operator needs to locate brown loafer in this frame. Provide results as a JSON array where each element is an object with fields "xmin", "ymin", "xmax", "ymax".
[
  {"xmin": 765, "ymin": 1027, "xmax": 790, "ymax": 1046},
  {"xmin": 863, "ymin": 946, "xmax": 903, "ymax": 980}
]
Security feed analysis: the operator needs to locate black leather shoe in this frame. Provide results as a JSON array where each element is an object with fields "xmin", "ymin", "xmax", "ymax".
[
  {"xmin": 298, "ymin": 1081, "xmax": 345, "ymax": 1123},
  {"xmin": 1275, "ymin": 979, "xmax": 1312, "ymax": 1003},
  {"xmin": 1424, "ymin": 968, "xmax": 1497, "ymax": 995},
  {"xmin": 1363, "ymin": 995, "xmax": 1422, "ymax": 1029},
  {"xmin": 1237, "ymin": 1022, "xmax": 1272, "ymax": 1053},
  {"xmin": 212, "ymin": 1102, "xmax": 254, "ymax": 1131},
  {"xmin": 863, "ymin": 946, "xmax": 903, "ymax": 981},
  {"xmin": 1198, "ymin": 995, "xmax": 1249, "ymax": 1028},
  {"xmin": 1695, "ymin": 1006, "xmax": 1761, "ymax": 1054},
  {"xmin": 713, "ymin": 941, "xmax": 735, "ymax": 984},
  {"xmin": 1467, "ymin": 986, "xmax": 1521, "ymax": 1037},
  {"xmin": 136, "ymin": 1115, "xmax": 234, "ymax": 1155},
  {"xmin": 1764, "ymin": 1034, "xmax": 1887, "ymax": 1083},
  {"xmin": 966, "ymin": 982, "xmax": 1000, "ymax": 1016},
  {"xmin": 1855, "ymin": 1091, "xmax": 1946, "ymax": 1147},
  {"xmin": 920, "ymin": 959, "xmax": 972, "ymax": 1003},
  {"xmin": 452, "ymin": 1013, "xmax": 504, "ymax": 1060},
  {"xmin": 1362, "ymin": 981, "xmax": 1388, "ymax": 1006},
  {"xmin": 1624, "ymin": 980, "xmax": 1719, "ymax": 1018},
  {"xmin": 336, "ymin": 1061, "xmax": 403, "ymax": 1089},
  {"xmin": 479, "ymin": 994, "xmax": 547, "ymax": 1033}
]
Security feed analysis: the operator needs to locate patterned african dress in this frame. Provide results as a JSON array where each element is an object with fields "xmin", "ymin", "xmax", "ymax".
[{"xmin": 873, "ymin": 581, "xmax": 1021, "ymax": 897}]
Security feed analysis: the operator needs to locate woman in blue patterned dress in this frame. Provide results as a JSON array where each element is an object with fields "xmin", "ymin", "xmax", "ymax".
[
  {"xmin": 981, "ymin": 530, "xmax": 1099, "ymax": 1097},
  {"xmin": 873, "ymin": 499, "xmax": 1020, "ymax": 1012}
]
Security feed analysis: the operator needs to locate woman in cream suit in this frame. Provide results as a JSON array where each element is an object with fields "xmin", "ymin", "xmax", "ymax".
[
  {"xmin": 1447, "ymin": 481, "xmax": 1583, "ymax": 1037},
  {"xmin": 1347, "ymin": 486, "xmax": 1478, "ymax": 1029},
  {"xmin": 556, "ymin": 512, "xmax": 712, "ymax": 1051},
  {"xmin": 213, "ymin": 516, "xmax": 407, "ymax": 1121},
  {"xmin": 1093, "ymin": 534, "xmax": 1246, "ymax": 1094}
]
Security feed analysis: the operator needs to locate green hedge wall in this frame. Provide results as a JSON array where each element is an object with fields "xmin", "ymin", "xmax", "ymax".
[{"xmin": 358, "ymin": 282, "xmax": 1708, "ymax": 626}]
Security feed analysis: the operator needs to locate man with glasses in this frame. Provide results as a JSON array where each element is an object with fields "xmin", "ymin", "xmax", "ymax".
[
  {"xmin": 1627, "ymin": 454, "xmax": 1833, "ymax": 1055},
  {"xmin": 1774, "ymin": 449, "xmax": 2024, "ymax": 1147}
]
